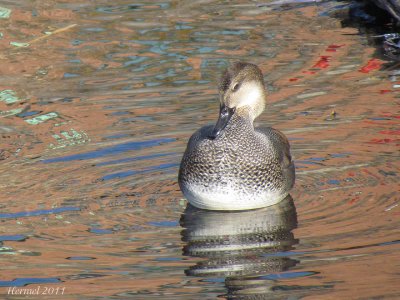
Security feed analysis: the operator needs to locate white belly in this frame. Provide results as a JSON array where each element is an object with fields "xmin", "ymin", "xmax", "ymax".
[{"xmin": 182, "ymin": 184, "xmax": 288, "ymax": 211}]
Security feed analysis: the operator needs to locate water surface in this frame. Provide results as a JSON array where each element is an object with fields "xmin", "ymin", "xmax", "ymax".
[{"xmin": 0, "ymin": 0, "xmax": 399, "ymax": 299}]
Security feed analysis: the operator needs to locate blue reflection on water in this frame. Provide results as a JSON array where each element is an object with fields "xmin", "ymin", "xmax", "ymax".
[
  {"xmin": 101, "ymin": 162, "xmax": 178, "ymax": 181},
  {"xmin": 41, "ymin": 138, "xmax": 175, "ymax": 163},
  {"xmin": 148, "ymin": 220, "xmax": 179, "ymax": 227},
  {"xmin": 89, "ymin": 228, "xmax": 113, "ymax": 234},
  {"xmin": 0, "ymin": 207, "xmax": 80, "ymax": 219},
  {"xmin": 96, "ymin": 152, "xmax": 175, "ymax": 167},
  {"xmin": 0, "ymin": 277, "xmax": 60, "ymax": 287},
  {"xmin": 16, "ymin": 111, "xmax": 41, "ymax": 118},
  {"xmin": 66, "ymin": 256, "xmax": 96, "ymax": 260},
  {"xmin": 103, "ymin": 133, "xmax": 131, "ymax": 140},
  {"xmin": 0, "ymin": 235, "xmax": 27, "ymax": 241},
  {"xmin": 259, "ymin": 271, "xmax": 319, "ymax": 280}
]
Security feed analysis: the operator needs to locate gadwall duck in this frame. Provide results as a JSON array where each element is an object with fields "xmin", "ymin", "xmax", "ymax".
[{"xmin": 179, "ymin": 62, "xmax": 295, "ymax": 210}]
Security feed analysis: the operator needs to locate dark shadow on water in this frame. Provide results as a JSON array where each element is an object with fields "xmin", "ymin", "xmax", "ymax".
[
  {"xmin": 180, "ymin": 195, "xmax": 300, "ymax": 299},
  {"xmin": 267, "ymin": 0, "xmax": 400, "ymax": 64},
  {"xmin": 339, "ymin": 0, "xmax": 400, "ymax": 64}
]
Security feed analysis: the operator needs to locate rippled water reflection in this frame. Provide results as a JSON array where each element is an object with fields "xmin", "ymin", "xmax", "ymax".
[
  {"xmin": 181, "ymin": 195, "xmax": 299, "ymax": 298},
  {"xmin": 0, "ymin": 0, "xmax": 399, "ymax": 299}
]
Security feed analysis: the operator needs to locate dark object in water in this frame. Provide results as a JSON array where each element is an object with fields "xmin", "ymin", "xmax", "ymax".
[
  {"xmin": 378, "ymin": 33, "xmax": 400, "ymax": 60},
  {"xmin": 341, "ymin": 0, "xmax": 400, "ymax": 60},
  {"xmin": 370, "ymin": 0, "xmax": 400, "ymax": 21}
]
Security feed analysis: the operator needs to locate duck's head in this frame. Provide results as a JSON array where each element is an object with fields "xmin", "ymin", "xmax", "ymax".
[{"xmin": 209, "ymin": 62, "xmax": 267, "ymax": 139}]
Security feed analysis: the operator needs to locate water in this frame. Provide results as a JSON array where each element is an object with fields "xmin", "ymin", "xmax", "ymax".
[{"xmin": 0, "ymin": 0, "xmax": 399, "ymax": 299}]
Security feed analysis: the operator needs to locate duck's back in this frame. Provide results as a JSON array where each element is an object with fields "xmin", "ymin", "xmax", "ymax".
[{"xmin": 255, "ymin": 126, "xmax": 295, "ymax": 190}]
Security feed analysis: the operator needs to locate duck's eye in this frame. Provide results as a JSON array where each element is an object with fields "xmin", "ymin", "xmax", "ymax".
[{"xmin": 232, "ymin": 82, "xmax": 240, "ymax": 92}]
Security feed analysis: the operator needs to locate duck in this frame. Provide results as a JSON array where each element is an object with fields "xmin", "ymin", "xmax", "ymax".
[{"xmin": 178, "ymin": 62, "xmax": 295, "ymax": 211}]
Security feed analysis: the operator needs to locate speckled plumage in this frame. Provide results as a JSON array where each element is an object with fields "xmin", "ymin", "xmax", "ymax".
[{"xmin": 179, "ymin": 62, "xmax": 295, "ymax": 210}]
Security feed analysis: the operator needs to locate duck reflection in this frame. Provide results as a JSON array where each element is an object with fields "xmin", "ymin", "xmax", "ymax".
[{"xmin": 180, "ymin": 195, "xmax": 298, "ymax": 298}]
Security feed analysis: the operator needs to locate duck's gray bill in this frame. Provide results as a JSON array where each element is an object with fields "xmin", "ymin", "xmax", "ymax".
[{"xmin": 209, "ymin": 105, "xmax": 236, "ymax": 139}]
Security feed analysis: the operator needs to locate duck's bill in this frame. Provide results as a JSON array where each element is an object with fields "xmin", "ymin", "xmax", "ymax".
[{"xmin": 209, "ymin": 105, "xmax": 236, "ymax": 139}]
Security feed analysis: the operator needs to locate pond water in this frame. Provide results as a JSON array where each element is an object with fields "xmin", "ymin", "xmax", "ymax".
[{"xmin": 0, "ymin": 0, "xmax": 399, "ymax": 299}]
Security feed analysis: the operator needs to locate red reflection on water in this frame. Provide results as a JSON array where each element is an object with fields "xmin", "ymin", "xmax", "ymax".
[
  {"xmin": 312, "ymin": 56, "xmax": 330, "ymax": 69},
  {"xmin": 359, "ymin": 58, "xmax": 383, "ymax": 73},
  {"xmin": 379, "ymin": 130, "xmax": 400, "ymax": 135},
  {"xmin": 326, "ymin": 44, "xmax": 345, "ymax": 52}
]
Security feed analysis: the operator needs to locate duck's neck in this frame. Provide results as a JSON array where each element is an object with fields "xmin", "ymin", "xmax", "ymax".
[
  {"xmin": 226, "ymin": 113, "xmax": 254, "ymax": 133},
  {"xmin": 235, "ymin": 106, "xmax": 260, "ymax": 123}
]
